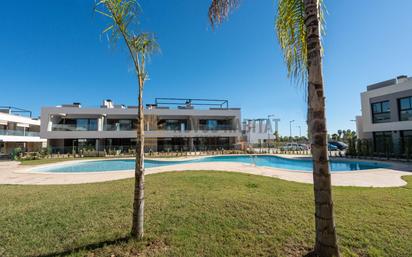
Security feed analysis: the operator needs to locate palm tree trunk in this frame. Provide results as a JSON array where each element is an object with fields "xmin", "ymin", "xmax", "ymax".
[
  {"xmin": 304, "ymin": 0, "xmax": 339, "ymax": 256},
  {"xmin": 131, "ymin": 75, "xmax": 145, "ymax": 239}
]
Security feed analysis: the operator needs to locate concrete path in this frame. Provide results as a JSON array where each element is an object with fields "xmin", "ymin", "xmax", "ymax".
[{"xmin": 0, "ymin": 157, "xmax": 411, "ymax": 187}]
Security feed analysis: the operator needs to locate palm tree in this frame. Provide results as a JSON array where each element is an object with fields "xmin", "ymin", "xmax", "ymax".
[
  {"xmin": 337, "ymin": 130, "xmax": 343, "ymax": 141},
  {"xmin": 208, "ymin": 0, "xmax": 339, "ymax": 256},
  {"xmin": 95, "ymin": 0, "xmax": 159, "ymax": 239}
]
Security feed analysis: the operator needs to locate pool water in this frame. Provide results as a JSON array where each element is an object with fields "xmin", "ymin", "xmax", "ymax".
[{"xmin": 33, "ymin": 155, "xmax": 390, "ymax": 173}]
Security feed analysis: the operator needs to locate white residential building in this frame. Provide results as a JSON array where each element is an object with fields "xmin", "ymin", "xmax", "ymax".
[
  {"xmin": 356, "ymin": 75, "xmax": 412, "ymax": 154},
  {"xmin": 0, "ymin": 107, "xmax": 46, "ymax": 156},
  {"xmin": 242, "ymin": 118, "xmax": 275, "ymax": 145},
  {"xmin": 40, "ymin": 98, "xmax": 242, "ymax": 153}
]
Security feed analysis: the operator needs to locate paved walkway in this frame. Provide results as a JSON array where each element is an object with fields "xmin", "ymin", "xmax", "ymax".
[{"xmin": 0, "ymin": 157, "xmax": 411, "ymax": 187}]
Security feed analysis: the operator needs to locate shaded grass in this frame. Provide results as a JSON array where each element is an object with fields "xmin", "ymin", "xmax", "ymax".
[{"xmin": 0, "ymin": 171, "xmax": 411, "ymax": 257}]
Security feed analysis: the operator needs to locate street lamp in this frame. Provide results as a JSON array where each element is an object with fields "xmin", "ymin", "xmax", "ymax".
[
  {"xmin": 296, "ymin": 125, "xmax": 302, "ymax": 137},
  {"xmin": 289, "ymin": 120, "xmax": 295, "ymax": 140}
]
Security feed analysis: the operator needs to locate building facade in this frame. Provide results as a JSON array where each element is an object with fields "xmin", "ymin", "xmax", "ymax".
[
  {"xmin": 40, "ymin": 98, "xmax": 242, "ymax": 153},
  {"xmin": 0, "ymin": 107, "xmax": 46, "ymax": 156},
  {"xmin": 356, "ymin": 75, "xmax": 412, "ymax": 154},
  {"xmin": 242, "ymin": 118, "xmax": 275, "ymax": 145}
]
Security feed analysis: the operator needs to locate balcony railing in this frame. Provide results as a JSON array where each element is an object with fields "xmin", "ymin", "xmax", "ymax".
[
  {"xmin": 49, "ymin": 125, "xmax": 237, "ymax": 132},
  {"xmin": 52, "ymin": 124, "xmax": 97, "ymax": 131},
  {"xmin": 104, "ymin": 124, "xmax": 135, "ymax": 131},
  {"xmin": 0, "ymin": 130, "xmax": 40, "ymax": 137},
  {"xmin": 198, "ymin": 125, "xmax": 234, "ymax": 131}
]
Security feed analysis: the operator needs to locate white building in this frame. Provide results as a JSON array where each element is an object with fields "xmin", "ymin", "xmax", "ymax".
[
  {"xmin": 356, "ymin": 75, "xmax": 412, "ymax": 154},
  {"xmin": 40, "ymin": 98, "xmax": 242, "ymax": 153},
  {"xmin": 243, "ymin": 118, "xmax": 275, "ymax": 145},
  {"xmin": 0, "ymin": 107, "xmax": 46, "ymax": 156}
]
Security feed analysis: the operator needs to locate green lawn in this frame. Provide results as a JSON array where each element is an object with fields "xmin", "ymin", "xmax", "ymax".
[{"xmin": 0, "ymin": 172, "xmax": 411, "ymax": 257}]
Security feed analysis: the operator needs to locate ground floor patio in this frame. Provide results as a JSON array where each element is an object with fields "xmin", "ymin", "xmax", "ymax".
[{"xmin": 48, "ymin": 136, "xmax": 239, "ymax": 154}]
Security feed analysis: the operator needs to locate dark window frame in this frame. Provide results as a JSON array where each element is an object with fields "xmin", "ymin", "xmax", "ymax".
[
  {"xmin": 398, "ymin": 96, "xmax": 412, "ymax": 121},
  {"xmin": 373, "ymin": 131, "xmax": 393, "ymax": 153},
  {"xmin": 371, "ymin": 101, "xmax": 391, "ymax": 123},
  {"xmin": 401, "ymin": 130, "xmax": 412, "ymax": 154}
]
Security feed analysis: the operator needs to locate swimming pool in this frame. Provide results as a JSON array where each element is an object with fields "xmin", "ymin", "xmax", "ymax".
[{"xmin": 32, "ymin": 155, "xmax": 390, "ymax": 173}]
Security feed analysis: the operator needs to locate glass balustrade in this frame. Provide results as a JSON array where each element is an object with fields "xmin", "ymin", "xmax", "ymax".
[
  {"xmin": 52, "ymin": 124, "xmax": 97, "ymax": 131},
  {"xmin": 104, "ymin": 124, "xmax": 135, "ymax": 131},
  {"xmin": 0, "ymin": 130, "xmax": 40, "ymax": 136},
  {"xmin": 51, "ymin": 122, "xmax": 235, "ymax": 132},
  {"xmin": 198, "ymin": 124, "xmax": 234, "ymax": 131}
]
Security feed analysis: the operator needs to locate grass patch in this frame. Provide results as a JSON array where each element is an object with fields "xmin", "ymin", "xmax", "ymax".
[{"xmin": 0, "ymin": 171, "xmax": 411, "ymax": 257}]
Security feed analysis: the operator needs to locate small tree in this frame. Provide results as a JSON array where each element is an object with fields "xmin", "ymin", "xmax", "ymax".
[{"xmin": 95, "ymin": 0, "xmax": 159, "ymax": 239}]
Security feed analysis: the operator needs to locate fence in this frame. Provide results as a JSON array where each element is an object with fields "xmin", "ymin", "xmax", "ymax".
[{"xmin": 346, "ymin": 138, "xmax": 412, "ymax": 161}]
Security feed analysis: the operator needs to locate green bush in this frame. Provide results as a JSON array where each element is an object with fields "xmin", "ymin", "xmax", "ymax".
[
  {"xmin": 11, "ymin": 147, "xmax": 23, "ymax": 160},
  {"xmin": 39, "ymin": 147, "xmax": 51, "ymax": 157}
]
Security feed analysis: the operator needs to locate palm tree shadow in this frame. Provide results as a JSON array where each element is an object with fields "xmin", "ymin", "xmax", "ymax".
[
  {"xmin": 302, "ymin": 251, "xmax": 317, "ymax": 257},
  {"xmin": 31, "ymin": 236, "xmax": 131, "ymax": 257}
]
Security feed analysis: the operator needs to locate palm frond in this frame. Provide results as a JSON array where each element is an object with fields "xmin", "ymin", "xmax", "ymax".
[
  {"xmin": 208, "ymin": 0, "xmax": 240, "ymax": 27},
  {"xmin": 95, "ymin": 0, "xmax": 140, "ymax": 41},
  {"xmin": 130, "ymin": 33, "xmax": 159, "ymax": 57},
  {"xmin": 276, "ymin": 0, "xmax": 326, "ymax": 86},
  {"xmin": 130, "ymin": 33, "xmax": 159, "ymax": 80},
  {"xmin": 276, "ymin": 0, "xmax": 307, "ymax": 85},
  {"xmin": 319, "ymin": 0, "xmax": 327, "ymax": 39}
]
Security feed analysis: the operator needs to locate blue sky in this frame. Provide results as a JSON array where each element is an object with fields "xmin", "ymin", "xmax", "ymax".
[{"xmin": 1, "ymin": 0, "xmax": 411, "ymax": 137}]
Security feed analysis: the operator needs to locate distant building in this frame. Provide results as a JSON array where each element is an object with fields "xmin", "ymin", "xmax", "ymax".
[
  {"xmin": 40, "ymin": 98, "xmax": 242, "ymax": 153},
  {"xmin": 243, "ymin": 118, "xmax": 275, "ymax": 145},
  {"xmin": 0, "ymin": 107, "xmax": 46, "ymax": 156},
  {"xmin": 356, "ymin": 75, "xmax": 412, "ymax": 154}
]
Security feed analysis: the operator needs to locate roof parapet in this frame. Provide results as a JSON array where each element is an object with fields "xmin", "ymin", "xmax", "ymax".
[{"xmin": 367, "ymin": 75, "xmax": 410, "ymax": 91}]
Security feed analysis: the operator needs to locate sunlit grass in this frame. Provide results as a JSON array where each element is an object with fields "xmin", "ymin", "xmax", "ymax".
[{"xmin": 0, "ymin": 171, "xmax": 411, "ymax": 256}]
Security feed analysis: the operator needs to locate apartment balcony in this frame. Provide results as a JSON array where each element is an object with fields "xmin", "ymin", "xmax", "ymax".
[
  {"xmin": 0, "ymin": 129, "xmax": 40, "ymax": 137},
  {"xmin": 104, "ymin": 124, "xmax": 135, "ymax": 131},
  {"xmin": 44, "ymin": 122, "xmax": 240, "ymax": 139},
  {"xmin": 51, "ymin": 124, "xmax": 97, "ymax": 132},
  {"xmin": 198, "ymin": 125, "xmax": 235, "ymax": 131}
]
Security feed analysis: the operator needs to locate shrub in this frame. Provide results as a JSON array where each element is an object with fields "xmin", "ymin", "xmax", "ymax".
[{"xmin": 11, "ymin": 147, "xmax": 23, "ymax": 160}]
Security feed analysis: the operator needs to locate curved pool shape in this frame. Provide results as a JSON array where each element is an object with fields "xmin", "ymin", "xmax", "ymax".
[{"xmin": 33, "ymin": 155, "xmax": 390, "ymax": 173}]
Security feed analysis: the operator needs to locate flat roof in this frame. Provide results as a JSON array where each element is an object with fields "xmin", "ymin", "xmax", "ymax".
[{"xmin": 366, "ymin": 75, "xmax": 410, "ymax": 91}]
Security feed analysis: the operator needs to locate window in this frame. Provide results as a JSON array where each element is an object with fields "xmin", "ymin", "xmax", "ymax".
[
  {"xmin": 373, "ymin": 131, "xmax": 393, "ymax": 153},
  {"xmin": 371, "ymin": 101, "xmax": 391, "ymax": 123},
  {"xmin": 53, "ymin": 118, "xmax": 97, "ymax": 131},
  {"xmin": 105, "ymin": 119, "xmax": 136, "ymax": 131},
  {"xmin": 199, "ymin": 119, "xmax": 232, "ymax": 130},
  {"xmin": 76, "ymin": 119, "xmax": 89, "ymax": 131},
  {"xmin": 76, "ymin": 119, "xmax": 97, "ymax": 131},
  {"xmin": 401, "ymin": 130, "xmax": 412, "ymax": 154},
  {"xmin": 157, "ymin": 120, "xmax": 187, "ymax": 131},
  {"xmin": 398, "ymin": 96, "xmax": 412, "ymax": 121}
]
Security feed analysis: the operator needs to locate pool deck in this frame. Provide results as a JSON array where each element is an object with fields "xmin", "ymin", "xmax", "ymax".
[{"xmin": 0, "ymin": 155, "xmax": 411, "ymax": 187}]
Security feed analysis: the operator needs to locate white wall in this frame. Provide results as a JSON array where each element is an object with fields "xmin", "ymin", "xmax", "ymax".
[{"xmin": 360, "ymin": 78, "xmax": 412, "ymax": 133}]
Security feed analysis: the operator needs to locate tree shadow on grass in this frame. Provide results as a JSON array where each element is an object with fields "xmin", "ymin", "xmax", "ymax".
[
  {"xmin": 31, "ymin": 236, "xmax": 131, "ymax": 257},
  {"xmin": 302, "ymin": 251, "xmax": 317, "ymax": 257}
]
